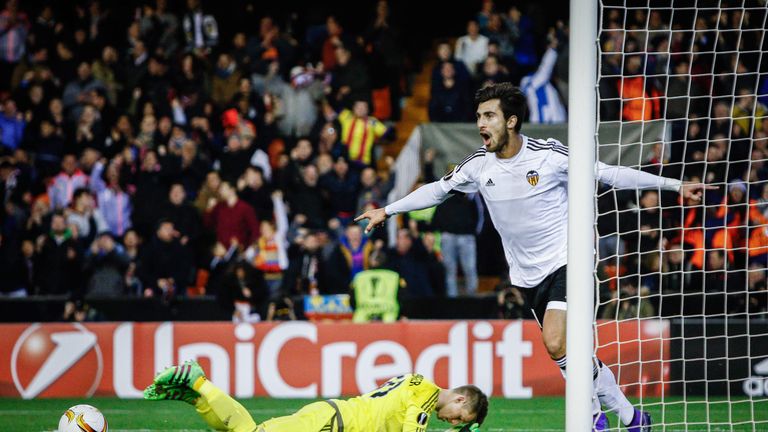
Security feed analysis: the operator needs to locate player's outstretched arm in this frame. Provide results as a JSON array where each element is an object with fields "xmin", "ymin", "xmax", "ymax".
[
  {"xmin": 355, "ymin": 181, "xmax": 451, "ymax": 233},
  {"xmin": 595, "ymin": 162, "xmax": 717, "ymax": 197}
]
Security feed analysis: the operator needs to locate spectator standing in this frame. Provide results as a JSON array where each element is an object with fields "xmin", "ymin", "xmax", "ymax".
[
  {"xmin": 265, "ymin": 65, "xmax": 324, "ymax": 139},
  {"xmin": 48, "ymin": 154, "xmax": 89, "ymax": 210},
  {"xmin": 33, "ymin": 119, "xmax": 65, "ymax": 179},
  {"xmin": 618, "ymin": 55, "xmax": 661, "ymax": 121},
  {"xmin": 432, "ymin": 193, "xmax": 482, "ymax": 297},
  {"xmin": 139, "ymin": 219, "xmax": 193, "ymax": 299},
  {"xmin": 429, "ymin": 62, "xmax": 472, "ymax": 123},
  {"xmin": 338, "ymin": 224, "xmax": 372, "ymax": 281},
  {"xmin": 319, "ymin": 155, "xmax": 360, "ymax": 224},
  {"xmin": 238, "ymin": 166, "xmax": 273, "ymax": 221},
  {"xmin": 330, "ymin": 44, "xmax": 371, "ymax": 110},
  {"xmin": 0, "ymin": 0, "xmax": 28, "ymax": 93},
  {"xmin": 211, "ymin": 53, "xmax": 240, "ymax": 109},
  {"xmin": 505, "ymin": 6, "xmax": 537, "ymax": 81},
  {"xmin": 96, "ymin": 162, "xmax": 132, "ymax": 237},
  {"xmin": 62, "ymin": 61, "xmax": 105, "ymax": 123},
  {"xmin": 337, "ymin": 100, "xmax": 388, "ymax": 167},
  {"xmin": 222, "ymin": 262, "xmax": 268, "ymax": 323},
  {"xmin": 733, "ymin": 88, "xmax": 768, "ymax": 137},
  {"xmin": 82, "ymin": 232, "xmax": 131, "ymax": 298},
  {"xmin": 194, "ymin": 171, "xmax": 221, "ymax": 213},
  {"xmin": 159, "ymin": 183, "xmax": 202, "ymax": 250},
  {"xmin": 0, "ymin": 98, "xmax": 25, "ymax": 153},
  {"xmin": 204, "ymin": 181, "xmax": 260, "ymax": 248},
  {"xmin": 454, "ymin": 20, "xmax": 488, "ymax": 77},
  {"xmin": 386, "ymin": 228, "xmax": 433, "ymax": 299},
  {"xmin": 431, "ymin": 41, "xmax": 471, "ymax": 90},
  {"xmin": 351, "ymin": 264, "xmax": 402, "ymax": 323},
  {"xmin": 285, "ymin": 163, "xmax": 327, "ymax": 229},
  {"xmin": 520, "ymin": 38, "xmax": 566, "ymax": 124},
  {"xmin": 66, "ymin": 188, "xmax": 108, "ymax": 250},
  {"xmin": 476, "ymin": 55, "xmax": 510, "ymax": 89},
  {"xmin": 35, "ymin": 211, "xmax": 81, "ymax": 295},
  {"xmin": 140, "ymin": 0, "xmax": 179, "ymax": 57},
  {"xmin": 601, "ymin": 280, "xmax": 655, "ymax": 320},
  {"xmin": 482, "ymin": 13, "xmax": 515, "ymax": 63},
  {"xmin": 356, "ymin": 161, "xmax": 395, "ymax": 215},
  {"xmin": 217, "ymin": 134, "xmax": 251, "ymax": 185},
  {"xmin": 281, "ymin": 230, "xmax": 324, "ymax": 298},
  {"xmin": 182, "ymin": 0, "xmax": 218, "ymax": 56},
  {"xmin": 364, "ymin": 0, "xmax": 404, "ymax": 121},
  {"xmin": 248, "ymin": 191, "xmax": 289, "ymax": 296}
]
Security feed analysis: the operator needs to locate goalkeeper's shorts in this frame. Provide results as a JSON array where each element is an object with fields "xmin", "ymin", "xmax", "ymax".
[
  {"xmin": 522, "ymin": 264, "xmax": 567, "ymax": 327},
  {"xmin": 258, "ymin": 400, "xmax": 341, "ymax": 432}
]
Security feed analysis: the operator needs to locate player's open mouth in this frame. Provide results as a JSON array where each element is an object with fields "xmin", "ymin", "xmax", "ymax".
[{"xmin": 480, "ymin": 132, "xmax": 491, "ymax": 146}]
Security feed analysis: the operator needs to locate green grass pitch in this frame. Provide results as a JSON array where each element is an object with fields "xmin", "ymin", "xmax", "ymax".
[{"xmin": 2, "ymin": 396, "xmax": 766, "ymax": 431}]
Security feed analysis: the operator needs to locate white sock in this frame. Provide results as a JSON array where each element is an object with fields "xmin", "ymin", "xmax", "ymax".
[
  {"xmin": 555, "ymin": 356, "xmax": 601, "ymax": 416},
  {"xmin": 555, "ymin": 355, "xmax": 567, "ymax": 379},
  {"xmin": 592, "ymin": 393, "xmax": 601, "ymax": 416},
  {"xmin": 594, "ymin": 359, "xmax": 635, "ymax": 425}
]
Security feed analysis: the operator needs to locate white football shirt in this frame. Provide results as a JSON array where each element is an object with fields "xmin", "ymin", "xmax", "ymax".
[
  {"xmin": 385, "ymin": 134, "xmax": 682, "ymax": 288},
  {"xmin": 437, "ymin": 136, "xmax": 570, "ymax": 287}
]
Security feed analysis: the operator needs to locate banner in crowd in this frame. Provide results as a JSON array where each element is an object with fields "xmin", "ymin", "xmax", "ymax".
[{"xmin": 0, "ymin": 320, "xmax": 668, "ymax": 399}]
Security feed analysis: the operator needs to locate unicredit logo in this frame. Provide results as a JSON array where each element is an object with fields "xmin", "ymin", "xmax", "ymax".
[{"xmin": 11, "ymin": 323, "xmax": 103, "ymax": 399}]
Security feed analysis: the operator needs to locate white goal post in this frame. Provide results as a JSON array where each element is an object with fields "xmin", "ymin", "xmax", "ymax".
[
  {"xmin": 569, "ymin": 1, "xmax": 768, "ymax": 430},
  {"xmin": 566, "ymin": 0, "xmax": 598, "ymax": 430}
]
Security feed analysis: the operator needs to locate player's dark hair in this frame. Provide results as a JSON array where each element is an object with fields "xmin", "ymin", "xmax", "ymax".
[
  {"xmin": 454, "ymin": 385, "xmax": 489, "ymax": 425},
  {"xmin": 474, "ymin": 83, "xmax": 527, "ymax": 132}
]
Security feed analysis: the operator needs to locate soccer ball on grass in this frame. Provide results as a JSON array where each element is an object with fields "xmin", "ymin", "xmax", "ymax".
[{"xmin": 57, "ymin": 404, "xmax": 108, "ymax": 432}]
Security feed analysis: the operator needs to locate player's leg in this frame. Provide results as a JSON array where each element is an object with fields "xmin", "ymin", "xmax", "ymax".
[
  {"xmin": 593, "ymin": 357, "xmax": 652, "ymax": 430},
  {"xmin": 195, "ymin": 397, "xmax": 233, "ymax": 431},
  {"xmin": 257, "ymin": 401, "xmax": 336, "ymax": 431},
  {"xmin": 154, "ymin": 361, "xmax": 258, "ymax": 432},
  {"xmin": 538, "ymin": 266, "xmax": 651, "ymax": 431},
  {"xmin": 541, "ymin": 307, "xmax": 607, "ymax": 430},
  {"xmin": 531, "ymin": 266, "xmax": 607, "ymax": 430},
  {"xmin": 441, "ymin": 232, "xmax": 460, "ymax": 297},
  {"xmin": 143, "ymin": 383, "xmax": 228, "ymax": 431},
  {"xmin": 193, "ymin": 376, "xmax": 257, "ymax": 432}
]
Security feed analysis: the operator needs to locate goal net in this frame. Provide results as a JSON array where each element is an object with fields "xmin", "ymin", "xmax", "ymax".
[{"xmin": 595, "ymin": 1, "xmax": 768, "ymax": 429}]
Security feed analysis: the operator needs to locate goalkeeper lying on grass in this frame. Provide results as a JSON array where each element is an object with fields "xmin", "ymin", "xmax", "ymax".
[{"xmin": 144, "ymin": 360, "xmax": 488, "ymax": 432}]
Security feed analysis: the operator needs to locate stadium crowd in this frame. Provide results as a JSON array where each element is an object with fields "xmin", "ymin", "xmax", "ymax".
[
  {"xmin": 0, "ymin": 0, "xmax": 766, "ymax": 323},
  {"xmin": 0, "ymin": 0, "xmax": 413, "ymax": 321}
]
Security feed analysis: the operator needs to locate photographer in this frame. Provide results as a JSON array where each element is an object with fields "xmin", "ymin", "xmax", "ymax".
[
  {"xmin": 601, "ymin": 278, "xmax": 655, "ymax": 320},
  {"xmin": 81, "ymin": 231, "xmax": 131, "ymax": 298}
]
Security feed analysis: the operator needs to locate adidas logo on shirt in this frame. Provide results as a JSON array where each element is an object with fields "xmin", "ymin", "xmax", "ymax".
[{"xmin": 486, "ymin": 178, "xmax": 495, "ymax": 186}]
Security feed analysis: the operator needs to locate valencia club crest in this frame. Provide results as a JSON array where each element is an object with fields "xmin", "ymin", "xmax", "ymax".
[{"xmin": 526, "ymin": 170, "xmax": 539, "ymax": 186}]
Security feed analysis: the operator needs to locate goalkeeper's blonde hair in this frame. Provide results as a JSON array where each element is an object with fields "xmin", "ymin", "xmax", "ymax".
[{"xmin": 453, "ymin": 385, "xmax": 488, "ymax": 425}]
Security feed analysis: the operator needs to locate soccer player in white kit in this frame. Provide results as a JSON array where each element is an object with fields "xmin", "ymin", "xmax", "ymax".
[{"xmin": 356, "ymin": 83, "xmax": 716, "ymax": 431}]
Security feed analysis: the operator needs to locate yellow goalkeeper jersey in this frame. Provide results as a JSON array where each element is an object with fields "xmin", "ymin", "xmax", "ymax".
[{"xmin": 333, "ymin": 374, "xmax": 441, "ymax": 432}]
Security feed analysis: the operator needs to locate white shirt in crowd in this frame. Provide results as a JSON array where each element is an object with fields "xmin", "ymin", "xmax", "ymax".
[{"xmin": 454, "ymin": 34, "xmax": 489, "ymax": 76}]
